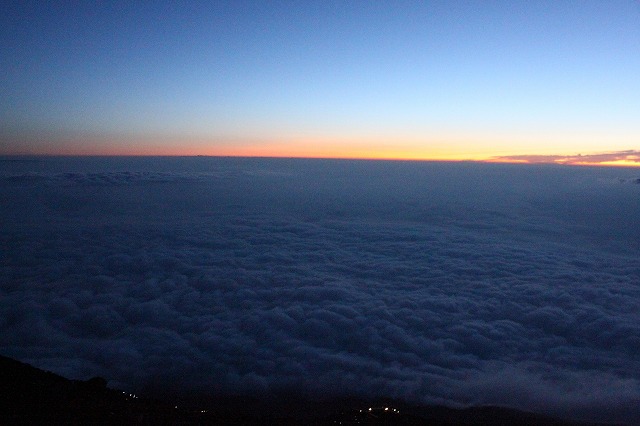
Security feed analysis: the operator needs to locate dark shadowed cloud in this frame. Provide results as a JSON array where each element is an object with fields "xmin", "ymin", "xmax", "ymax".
[{"xmin": 1, "ymin": 158, "xmax": 639, "ymax": 424}]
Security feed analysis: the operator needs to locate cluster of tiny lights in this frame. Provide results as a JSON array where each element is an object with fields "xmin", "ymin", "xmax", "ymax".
[{"xmin": 359, "ymin": 406, "xmax": 399, "ymax": 413}]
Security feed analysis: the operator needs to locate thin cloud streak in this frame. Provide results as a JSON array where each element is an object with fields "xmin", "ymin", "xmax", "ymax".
[{"xmin": 489, "ymin": 150, "xmax": 640, "ymax": 166}]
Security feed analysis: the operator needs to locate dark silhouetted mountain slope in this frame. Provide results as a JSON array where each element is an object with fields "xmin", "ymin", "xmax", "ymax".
[{"xmin": 1, "ymin": 354, "xmax": 615, "ymax": 425}]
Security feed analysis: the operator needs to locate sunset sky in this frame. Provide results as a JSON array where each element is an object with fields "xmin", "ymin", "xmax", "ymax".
[
  {"xmin": 3, "ymin": 3, "xmax": 640, "ymax": 421},
  {"xmin": 1, "ymin": 1, "xmax": 639, "ymax": 164}
]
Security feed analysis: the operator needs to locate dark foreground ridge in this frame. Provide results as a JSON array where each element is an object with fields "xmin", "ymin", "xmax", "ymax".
[{"xmin": 0, "ymin": 354, "xmax": 611, "ymax": 425}]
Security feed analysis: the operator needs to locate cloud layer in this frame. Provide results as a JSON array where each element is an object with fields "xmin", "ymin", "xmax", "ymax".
[{"xmin": 1, "ymin": 158, "xmax": 639, "ymax": 423}]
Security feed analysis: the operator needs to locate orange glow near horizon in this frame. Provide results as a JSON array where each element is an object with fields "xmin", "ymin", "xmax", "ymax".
[
  {"xmin": 202, "ymin": 142, "xmax": 491, "ymax": 162},
  {"xmin": 4, "ymin": 135, "xmax": 640, "ymax": 167},
  {"xmin": 4, "ymin": 135, "xmax": 495, "ymax": 160}
]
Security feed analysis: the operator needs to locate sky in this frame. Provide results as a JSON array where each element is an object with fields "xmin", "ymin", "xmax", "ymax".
[
  {"xmin": 1, "ymin": 0, "xmax": 639, "ymax": 163},
  {"xmin": 1, "ymin": 157, "xmax": 639, "ymax": 423}
]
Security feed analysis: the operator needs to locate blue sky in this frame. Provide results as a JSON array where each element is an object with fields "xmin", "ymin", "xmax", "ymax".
[{"xmin": 1, "ymin": 1, "xmax": 639, "ymax": 160}]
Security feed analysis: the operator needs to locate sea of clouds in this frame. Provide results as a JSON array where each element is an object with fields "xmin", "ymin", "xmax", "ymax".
[{"xmin": 1, "ymin": 157, "xmax": 639, "ymax": 423}]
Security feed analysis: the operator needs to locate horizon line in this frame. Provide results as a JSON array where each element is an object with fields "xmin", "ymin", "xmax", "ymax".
[{"xmin": 2, "ymin": 152, "xmax": 640, "ymax": 168}]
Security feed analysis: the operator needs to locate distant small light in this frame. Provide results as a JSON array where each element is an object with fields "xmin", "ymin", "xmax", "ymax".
[
  {"xmin": 385, "ymin": 407, "xmax": 389, "ymax": 411},
  {"xmin": 368, "ymin": 407, "xmax": 372, "ymax": 411}
]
